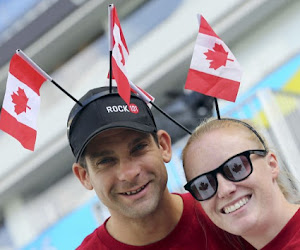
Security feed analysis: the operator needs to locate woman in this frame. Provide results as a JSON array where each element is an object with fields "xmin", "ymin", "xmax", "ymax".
[{"xmin": 182, "ymin": 118, "xmax": 300, "ymax": 249}]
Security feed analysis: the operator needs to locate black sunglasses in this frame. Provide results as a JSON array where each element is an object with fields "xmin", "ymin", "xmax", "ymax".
[{"xmin": 184, "ymin": 149, "xmax": 267, "ymax": 201}]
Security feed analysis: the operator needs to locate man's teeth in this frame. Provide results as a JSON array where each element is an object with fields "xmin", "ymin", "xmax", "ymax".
[
  {"xmin": 123, "ymin": 185, "xmax": 146, "ymax": 195},
  {"xmin": 224, "ymin": 197, "xmax": 249, "ymax": 214}
]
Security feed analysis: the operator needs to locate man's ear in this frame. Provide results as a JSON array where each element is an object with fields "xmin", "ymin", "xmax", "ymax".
[
  {"xmin": 157, "ymin": 130, "xmax": 172, "ymax": 163},
  {"xmin": 267, "ymin": 152, "xmax": 279, "ymax": 181},
  {"xmin": 72, "ymin": 163, "xmax": 93, "ymax": 190}
]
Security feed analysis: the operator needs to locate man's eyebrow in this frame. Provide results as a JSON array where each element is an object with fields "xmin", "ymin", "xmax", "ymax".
[
  {"xmin": 87, "ymin": 150, "xmax": 114, "ymax": 160},
  {"xmin": 128, "ymin": 134, "xmax": 151, "ymax": 148}
]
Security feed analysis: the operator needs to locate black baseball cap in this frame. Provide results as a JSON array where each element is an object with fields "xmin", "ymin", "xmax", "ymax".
[{"xmin": 67, "ymin": 87, "xmax": 157, "ymax": 162}]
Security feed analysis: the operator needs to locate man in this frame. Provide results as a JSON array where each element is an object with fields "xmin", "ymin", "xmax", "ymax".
[{"xmin": 67, "ymin": 86, "xmax": 252, "ymax": 249}]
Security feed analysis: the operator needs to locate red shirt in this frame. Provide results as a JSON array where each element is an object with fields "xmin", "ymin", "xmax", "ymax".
[
  {"xmin": 77, "ymin": 193, "xmax": 254, "ymax": 250},
  {"xmin": 262, "ymin": 208, "xmax": 300, "ymax": 250}
]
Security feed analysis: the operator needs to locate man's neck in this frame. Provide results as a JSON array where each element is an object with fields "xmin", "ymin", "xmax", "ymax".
[{"xmin": 106, "ymin": 193, "xmax": 183, "ymax": 246}]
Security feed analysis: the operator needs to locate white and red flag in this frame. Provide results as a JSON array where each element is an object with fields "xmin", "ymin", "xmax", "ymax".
[
  {"xmin": 109, "ymin": 4, "xmax": 131, "ymax": 105},
  {"xmin": 0, "ymin": 53, "xmax": 46, "ymax": 150},
  {"xmin": 108, "ymin": 5, "xmax": 154, "ymax": 106},
  {"xmin": 185, "ymin": 15, "xmax": 242, "ymax": 102},
  {"xmin": 105, "ymin": 77, "xmax": 155, "ymax": 104}
]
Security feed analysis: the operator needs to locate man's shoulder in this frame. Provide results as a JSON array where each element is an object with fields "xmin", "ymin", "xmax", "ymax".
[
  {"xmin": 172, "ymin": 192, "xmax": 204, "ymax": 211},
  {"xmin": 76, "ymin": 224, "xmax": 108, "ymax": 250},
  {"xmin": 172, "ymin": 191, "xmax": 193, "ymax": 200}
]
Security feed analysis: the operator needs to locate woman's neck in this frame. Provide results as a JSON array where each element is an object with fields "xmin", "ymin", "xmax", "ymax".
[{"xmin": 243, "ymin": 200, "xmax": 299, "ymax": 249}]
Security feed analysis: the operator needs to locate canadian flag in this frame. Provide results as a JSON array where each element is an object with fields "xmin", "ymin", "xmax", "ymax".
[
  {"xmin": 108, "ymin": 5, "xmax": 154, "ymax": 106},
  {"xmin": 192, "ymin": 175, "xmax": 216, "ymax": 201},
  {"xmin": 106, "ymin": 77, "xmax": 155, "ymax": 104},
  {"xmin": 185, "ymin": 15, "xmax": 242, "ymax": 102},
  {"xmin": 110, "ymin": 5, "xmax": 131, "ymax": 105},
  {"xmin": 0, "ymin": 53, "xmax": 46, "ymax": 150}
]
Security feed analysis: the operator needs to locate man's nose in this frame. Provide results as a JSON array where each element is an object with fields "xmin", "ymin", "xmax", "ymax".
[{"xmin": 117, "ymin": 158, "xmax": 141, "ymax": 182}]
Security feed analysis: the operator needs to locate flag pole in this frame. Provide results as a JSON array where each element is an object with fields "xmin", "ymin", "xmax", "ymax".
[
  {"xmin": 129, "ymin": 81, "xmax": 192, "ymax": 134},
  {"xmin": 214, "ymin": 98, "xmax": 221, "ymax": 119},
  {"xmin": 108, "ymin": 4, "xmax": 114, "ymax": 93},
  {"xmin": 129, "ymin": 80, "xmax": 152, "ymax": 103},
  {"xmin": 150, "ymin": 101, "xmax": 192, "ymax": 135},
  {"xmin": 16, "ymin": 49, "xmax": 83, "ymax": 107}
]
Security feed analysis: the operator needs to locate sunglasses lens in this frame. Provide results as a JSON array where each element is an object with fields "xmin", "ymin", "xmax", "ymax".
[
  {"xmin": 223, "ymin": 155, "xmax": 251, "ymax": 181},
  {"xmin": 190, "ymin": 174, "xmax": 217, "ymax": 201}
]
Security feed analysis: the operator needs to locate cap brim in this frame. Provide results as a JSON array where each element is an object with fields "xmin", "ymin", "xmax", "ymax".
[{"xmin": 75, "ymin": 121, "xmax": 156, "ymax": 162}]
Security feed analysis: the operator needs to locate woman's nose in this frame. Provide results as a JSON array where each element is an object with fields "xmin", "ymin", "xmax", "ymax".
[{"xmin": 216, "ymin": 173, "xmax": 237, "ymax": 199}]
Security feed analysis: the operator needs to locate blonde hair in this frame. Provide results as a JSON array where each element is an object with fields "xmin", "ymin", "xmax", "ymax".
[
  {"xmin": 182, "ymin": 117, "xmax": 268, "ymax": 165},
  {"xmin": 182, "ymin": 117, "xmax": 300, "ymax": 203}
]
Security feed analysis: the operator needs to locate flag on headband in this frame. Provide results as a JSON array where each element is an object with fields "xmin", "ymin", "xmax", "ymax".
[
  {"xmin": 185, "ymin": 15, "xmax": 242, "ymax": 102},
  {"xmin": 105, "ymin": 76, "xmax": 155, "ymax": 104},
  {"xmin": 109, "ymin": 5, "xmax": 131, "ymax": 105},
  {"xmin": 0, "ymin": 53, "xmax": 46, "ymax": 150}
]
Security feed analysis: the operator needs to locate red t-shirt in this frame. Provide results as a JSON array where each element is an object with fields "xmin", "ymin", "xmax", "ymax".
[
  {"xmin": 261, "ymin": 208, "xmax": 300, "ymax": 250},
  {"xmin": 77, "ymin": 193, "xmax": 254, "ymax": 250}
]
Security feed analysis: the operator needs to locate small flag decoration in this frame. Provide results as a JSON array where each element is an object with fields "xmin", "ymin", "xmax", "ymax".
[
  {"xmin": 185, "ymin": 15, "xmax": 242, "ymax": 102},
  {"xmin": 0, "ymin": 53, "xmax": 46, "ymax": 150},
  {"xmin": 109, "ymin": 5, "xmax": 131, "ymax": 105}
]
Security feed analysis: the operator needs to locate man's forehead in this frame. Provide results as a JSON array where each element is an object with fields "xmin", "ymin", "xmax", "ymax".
[
  {"xmin": 83, "ymin": 129, "xmax": 152, "ymax": 160},
  {"xmin": 99, "ymin": 128, "xmax": 149, "ymax": 138},
  {"xmin": 87, "ymin": 128, "xmax": 151, "ymax": 147}
]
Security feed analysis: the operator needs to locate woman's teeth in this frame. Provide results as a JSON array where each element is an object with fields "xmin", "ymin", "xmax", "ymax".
[{"xmin": 224, "ymin": 197, "xmax": 249, "ymax": 214}]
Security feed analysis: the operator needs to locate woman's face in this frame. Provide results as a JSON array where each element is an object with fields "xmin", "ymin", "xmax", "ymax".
[{"xmin": 184, "ymin": 127, "xmax": 279, "ymax": 237}]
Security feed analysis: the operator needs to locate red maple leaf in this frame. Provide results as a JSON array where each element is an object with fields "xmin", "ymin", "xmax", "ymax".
[
  {"xmin": 204, "ymin": 43, "xmax": 234, "ymax": 70},
  {"xmin": 11, "ymin": 87, "xmax": 31, "ymax": 115}
]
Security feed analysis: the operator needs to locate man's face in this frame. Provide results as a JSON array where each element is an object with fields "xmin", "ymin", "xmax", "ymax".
[{"xmin": 76, "ymin": 128, "xmax": 171, "ymax": 220}]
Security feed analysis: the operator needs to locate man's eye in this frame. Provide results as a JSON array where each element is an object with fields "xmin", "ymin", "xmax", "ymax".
[
  {"xmin": 131, "ymin": 143, "xmax": 148, "ymax": 154},
  {"xmin": 97, "ymin": 158, "xmax": 116, "ymax": 166}
]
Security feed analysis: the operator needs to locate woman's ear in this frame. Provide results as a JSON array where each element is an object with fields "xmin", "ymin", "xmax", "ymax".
[
  {"xmin": 72, "ymin": 163, "xmax": 93, "ymax": 190},
  {"xmin": 267, "ymin": 151, "xmax": 279, "ymax": 181},
  {"xmin": 157, "ymin": 130, "xmax": 172, "ymax": 163}
]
